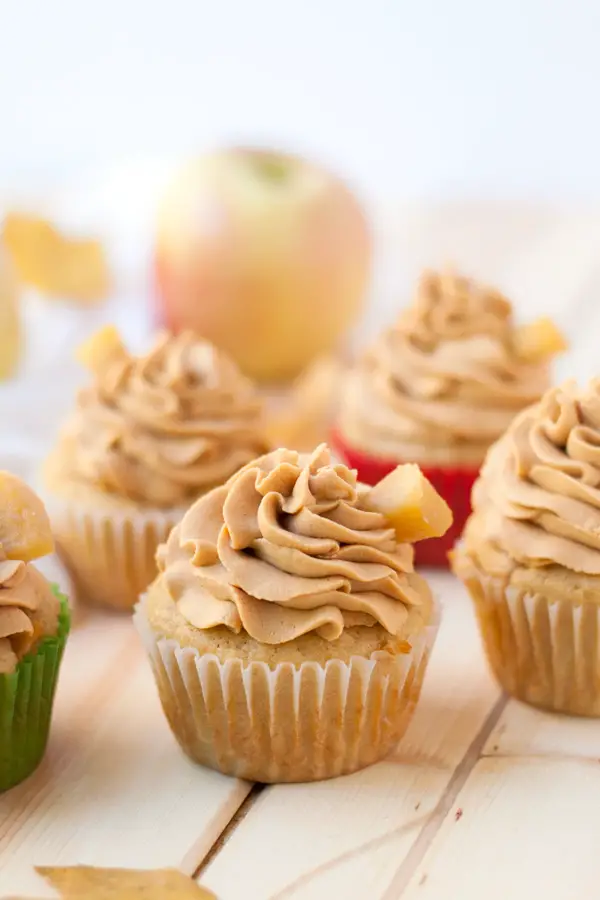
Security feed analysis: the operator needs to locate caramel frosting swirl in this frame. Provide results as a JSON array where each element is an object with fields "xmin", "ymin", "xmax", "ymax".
[
  {"xmin": 0, "ymin": 550, "xmax": 56, "ymax": 674},
  {"xmin": 60, "ymin": 331, "xmax": 269, "ymax": 507},
  {"xmin": 339, "ymin": 269, "xmax": 557, "ymax": 466},
  {"xmin": 463, "ymin": 380, "xmax": 600, "ymax": 576},
  {"xmin": 158, "ymin": 445, "xmax": 433, "ymax": 644}
]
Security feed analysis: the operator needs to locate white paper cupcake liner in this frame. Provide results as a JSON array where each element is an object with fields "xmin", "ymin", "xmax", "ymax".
[
  {"xmin": 134, "ymin": 596, "xmax": 439, "ymax": 782},
  {"xmin": 45, "ymin": 494, "xmax": 184, "ymax": 611},
  {"xmin": 462, "ymin": 566, "xmax": 600, "ymax": 716}
]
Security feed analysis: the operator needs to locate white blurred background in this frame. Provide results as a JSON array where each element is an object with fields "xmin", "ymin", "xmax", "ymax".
[
  {"xmin": 3, "ymin": 0, "xmax": 600, "ymax": 302},
  {"xmin": 2, "ymin": 0, "xmax": 600, "ymax": 202},
  {"xmin": 2, "ymin": 0, "xmax": 600, "ymax": 471}
]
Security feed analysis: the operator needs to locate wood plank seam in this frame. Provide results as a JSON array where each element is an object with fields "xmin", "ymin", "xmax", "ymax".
[
  {"xmin": 400, "ymin": 755, "xmax": 600, "ymax": 898},
  {"xmin": 483, "ymin": 750, "xmax": 600, "ymax": 764},
  {"xmin": 202, "ymin": 690, "xmax": 506, "ymax": 900},
  {"xmin": 264, "ymin": 813, "xmax": 433, "ymax": 900},
  {"xmin": 184, "ymin": 782, "xmax": 256, "ymax": 877},
  {"xmin": 194, "ymin": 785, "xmax": 264, "ymax": 881},
  {"xmin": 199, "ymin": 585, "xmax": 504, "ymax": 899},
  {"xmin": 380, "ymin": 692, "xmax": 509, "ymax": 900},
  {"xmin": 0, "ymin": 632, "xmax": 141, "ymax": 849}
]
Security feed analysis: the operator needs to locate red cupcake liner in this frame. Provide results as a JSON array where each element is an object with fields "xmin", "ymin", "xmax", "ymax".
[{"xmin": 330, "ymin": 428, "xmax": 479, "ymax": 568}]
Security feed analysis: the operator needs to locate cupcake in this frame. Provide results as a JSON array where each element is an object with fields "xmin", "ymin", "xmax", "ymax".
[
  {"xmin": 333, "ymin": 268, "xmax": 566, "ymax": 566},
  {"xmin": 43, "ymin": 327, "xmax": 269, "ymax": 611},
  {"xmin": 135, "ymin": 443, "xmax": 451, "ymax": 782},
  {"xmin": 453, "ymin": 379, "xmax": 600, "ymax": 716},
  {"xmin": 0, "ymin": 471, "xmax": 70, "ymax": 790}
]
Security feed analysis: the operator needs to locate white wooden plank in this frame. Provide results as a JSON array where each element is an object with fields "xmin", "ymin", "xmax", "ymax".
[
  {"xmin": 0, "ymin": 615, "xmax": 251, "ymax": 898},
  {"xmin": 0, "ymin": 609, "xmax": 135, "ymax": 846},
  {"xmin": 388, "ymin": 572, "xmax": 501, "ymax": 770},
  {"xmin": 203, "ymin": 574, "xmax": 502, "ymax": 900},
  {"xmin": 402, "ymin": 757, "xmax": 600, "ymax": 900},
  {"xmin": 485, "ymin": 699, "xmax": 600, "ymax": 760},
  {"xmin": 206, "ymin": 763, "xmax": 449, "ymax": 900}
]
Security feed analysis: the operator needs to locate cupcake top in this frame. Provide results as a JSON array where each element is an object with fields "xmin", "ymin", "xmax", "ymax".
[
  {"xmin": 157, "ymin": 444, "xmax": 449, "ymax": 645},
  {"xmin": 460, "ymin": 379, "xmax": 600, "ymax": 582},
  {"xmin": 54, "ymin": 327, "xmax": 270, "ymax": 507},
  {"xmin": 0, "ymin": 473, "xmax": 59, "ymax": 674},
  {"xmin": 339, "ymin": 269, "xmax": 566, "ymax": 466}
]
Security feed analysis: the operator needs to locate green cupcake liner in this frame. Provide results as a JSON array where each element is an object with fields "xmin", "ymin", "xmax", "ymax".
[{"xmin": 0, "ymin": 585, "xmax": 70, "ymax": 792}]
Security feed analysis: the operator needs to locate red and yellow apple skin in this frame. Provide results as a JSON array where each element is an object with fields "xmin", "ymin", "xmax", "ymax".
[{"xmin": 154, "ymin": 148, "xmax": 371, "ymax": 383}]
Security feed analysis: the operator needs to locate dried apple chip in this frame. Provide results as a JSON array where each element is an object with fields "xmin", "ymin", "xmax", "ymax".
[
  {"xmin": 35, "ymin": 865, "xmax": 215, "ymax": 898},
  {"xmin": 512, "ymin": 316, "xmax": 567, "ymax": 363},
  {"xmin": 365, "ymin": 464, "xmax": 453, "ymax": 543},
  {"xmin": 0, "ymin": 246, "xmax": 21, "ymax": 381},
  {"xmin": 51, "ymin": 236, "xmax": 109, "ymax": 303},
  {"xmin": 3, "ymin": 212, "xmax": 110, "ymax": 303},
  {"xmin": 0, "ymin": 471, "xmax": 54, "ymax": 562},
  {"xmin": 76, "ymin": 324, "xmax": 128, "ymax": 372}
]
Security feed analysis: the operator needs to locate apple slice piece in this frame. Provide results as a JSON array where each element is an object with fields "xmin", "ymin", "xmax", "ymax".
[
  {"xmin": 364, "ymin": 464, "xmax": 453, "ymax": 543},
  {"xmin": 76, "ymin": 324, "xmax": 128, "ymax": 372},
  {"xmin": 3, "ymin": 212, "xmax": 110, "ymax": 304},
  {"xmin": 0, "ymin": 248, "xmax": 21, "ymax": 382},
  {"xmin": 512, "ymin": 317, "xmax": 567, "ymax": 363},
  {"xmin": 0, "ymin": 471, "xmax": 54, "ymax": 561}
]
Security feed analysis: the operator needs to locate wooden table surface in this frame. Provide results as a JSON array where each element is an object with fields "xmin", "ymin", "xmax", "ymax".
[
  {"xmin": 2, "ymin": 565, "xmax": 599, "ymax": 900},
  {"xmin": 3, "ymin": 206, "xmax": 600, "ymax": 898}
]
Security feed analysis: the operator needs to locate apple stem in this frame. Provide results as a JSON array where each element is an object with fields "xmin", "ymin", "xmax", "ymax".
[{"xmin": 251, "ymin": 154, "xmax": 289, "ymax": 183}]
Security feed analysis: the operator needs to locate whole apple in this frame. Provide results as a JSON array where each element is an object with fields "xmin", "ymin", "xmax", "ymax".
[{"xmin": 155, "ymin": 148, "xmax": 371, "ymax": 382}]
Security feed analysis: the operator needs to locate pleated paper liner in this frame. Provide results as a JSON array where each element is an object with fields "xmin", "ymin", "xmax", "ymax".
[
  {"xmin": 460, "ymin": 560, "xmax": 600, "ymax": 716},
  {"xmin": 134, "ymin": 595, "xmax": 439, "ymax": 783},
  {"xmin": 0, "ymin": 587, "xmax": 70, "ymax": 792},
  {"xmin": 45, "ymin": 495, "xmax": 184, "ymax": 612},
  {"xmin": 330, "ymin": 428, "xmax": 478, "ymax": 568}
]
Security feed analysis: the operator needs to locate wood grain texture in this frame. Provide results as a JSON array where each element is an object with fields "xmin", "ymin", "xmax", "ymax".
[
  {"xmin": 402, "ymin": 757, "xmax": 600, "ymax": 900},
  {"xmin": 387, "ymin": 572, "xmax": 501, "ymax": 771},
  {"xmin": 202, "ymin": 574, "xmax": 502, "ymax": 900},
  {"xmin": 485, "ymin": 699, "xmax": 600, "ymax": 760},
  {"xmin": 0, "ymin": 611, "xmax": 251, "ymax": 898},
  {"xmin": 6, "ymin": 209, "xmax": 600, "ymax": 898}
]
